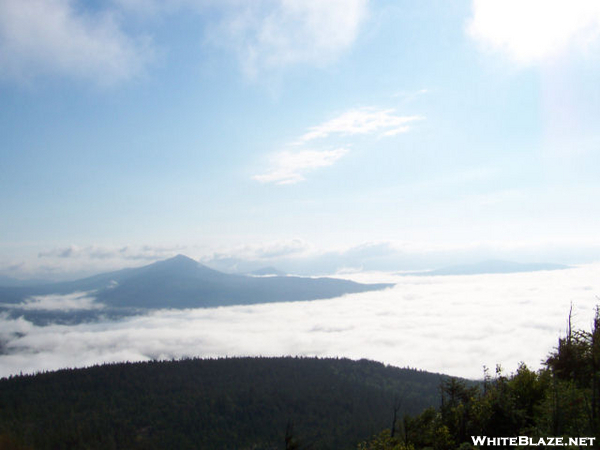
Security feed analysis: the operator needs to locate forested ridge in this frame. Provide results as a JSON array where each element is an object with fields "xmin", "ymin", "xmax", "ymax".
[{"xmin": 0, "ymin": 357, "xmax": 447, "ymax": 449}]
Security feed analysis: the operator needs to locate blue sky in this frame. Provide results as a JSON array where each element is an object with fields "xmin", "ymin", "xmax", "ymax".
[{"xmin": 1, "ymin": 0, "xmax": 600, "ymax": 278}]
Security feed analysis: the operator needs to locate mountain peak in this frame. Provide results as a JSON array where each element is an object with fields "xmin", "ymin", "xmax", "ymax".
[
  {"xmin": 170, "ymin": 254, "xmax": 197, "ymax": 263},
  {"xmin": 147, "ymin": 254, "xmax": 200, "ymax": 271}
]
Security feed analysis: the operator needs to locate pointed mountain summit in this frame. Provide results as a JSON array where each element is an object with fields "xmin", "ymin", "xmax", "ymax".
[
  {"xmin": 150, "ymin": 254, "xmax": 217, "ymax": 270},
  {"xmin": 0, "ymin": 255, "xmax": 393, "ymax": 311},
  {"xmin": 135, "ymin": 254, "xmax": 213, "ymax": 276},
  {"xmin": 154, "ymin": 253, "xmax": 199, "ymax": 267}
]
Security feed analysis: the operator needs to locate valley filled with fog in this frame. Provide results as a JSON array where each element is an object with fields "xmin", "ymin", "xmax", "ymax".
[{"xmin": 1, "ymin": 264, "xmax": 598, "ymax": 380}]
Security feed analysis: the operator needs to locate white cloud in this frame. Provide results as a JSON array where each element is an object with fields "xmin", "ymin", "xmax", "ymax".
[
  {"xmin": 112, "ymin": 0, "xmax": 369, "ymax": 76},
  {"xmin": 467, "ymin": 0, "xmax": 600, "ymax": 64},
  {"xmin": 253, "ymin": 148, "xmax": 348, "ymax": 184},
  {"xmin": 0, "ymin": 0, "xmax": 366, "ymax": 84},
  {"xmin": 38, "ymin": 244, "xmax": 181, "ymax": 261},
  {"xmin": 0, "ymin": 0, "xmax": 151, "ymax": 85},
  {"xmin": 252, "ymin": 107, "xmax": 422, "ymax": 185},
  {"xmin": 1, "ymin": 265, "xmax": 599, "ymax": 379},
  {"xmin": 298, "ymin": 108, "xmax": 423, "ymax": 143},
  {"xmin": 247, "ymin": 238, "xmax": 310, "ymax": 259},
  {"xmin": 206, "ymin": 0, "xmax": 369, "ymax": 77},
  {"xmin": 200, "ymin": 238, "xmax": 311, "ymax": 271},
  {"xmin": 8, "ymin": 292, "xmax": 103, "ymax": 311}
]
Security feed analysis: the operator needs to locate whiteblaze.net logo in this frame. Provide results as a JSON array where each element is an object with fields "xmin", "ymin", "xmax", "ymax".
[{"xmin": 471, "ymin": 436, "xmax": 596, "ymax": 447}]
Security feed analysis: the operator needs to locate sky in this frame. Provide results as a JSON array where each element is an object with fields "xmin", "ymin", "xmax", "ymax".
[
  {"xmin": 2, "ymin": 0, "xmax": 600, "ymax": 279},
  {"xmin": 1, "ymin": 0, "xmax": 600, "ymax": 380}
]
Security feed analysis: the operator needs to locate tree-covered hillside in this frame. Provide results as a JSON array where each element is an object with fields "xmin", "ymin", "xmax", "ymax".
[{"xmin": 0, "ymin": 357, "xmax": 448, "ymax": 449}]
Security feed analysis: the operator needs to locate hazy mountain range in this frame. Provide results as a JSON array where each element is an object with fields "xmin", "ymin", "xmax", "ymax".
[
  {"xmin": 408, "ymin": 260, "xmax": 569, "ymax": 276},
  {"xmin": 0, "ymin": 274, "xmax": 50, "ymax": 287},
  {"xmin": 247, "ymin": 266, "xmax": 287, "ymax": 277},
  {"xmin": 0, "ymin": 255, "xmax": 392, "ymax": 317}
]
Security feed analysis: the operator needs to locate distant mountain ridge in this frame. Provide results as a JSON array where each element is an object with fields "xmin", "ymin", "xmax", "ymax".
[
  {"xmin": 0, "ymin": 255, "xmax": 392, "ymax": 315},
  {"xmin": 412, "ymin": 260, "xmax": 569, "ymax": 276},
  {"xmin": 248, "ymin": 266, "xmax": 286, "ymax": 277},
  {"xmin": 0, "ymin": 274, "xmax": 50, "ymax": 287}
]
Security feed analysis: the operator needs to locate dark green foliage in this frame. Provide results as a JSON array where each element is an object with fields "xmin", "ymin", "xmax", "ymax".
[
  {"xmin": 357, "ymin": 429, "xmax": 414, "ymax": 450},
  {"xmin": 0, "ymin": 357, "xmax": 443, "ymax": 449},
  {"xmin": 544, "ymin": 306, "xmax": 600, "ymax": 437}
]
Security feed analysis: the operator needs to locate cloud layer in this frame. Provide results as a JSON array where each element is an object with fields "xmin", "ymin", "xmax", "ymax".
[{"xmin": 1, "ymin": 265, "xmax": 599, "ymax": 379}]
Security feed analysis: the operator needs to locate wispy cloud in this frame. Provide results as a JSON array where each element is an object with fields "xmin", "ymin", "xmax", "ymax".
[
  {"xmin": 253, "ymin": 106, "xmax": 423, "ymax": 185},
  {"xmin": 5, "ymin": 292, "xmax": 103, "ymax": 311},
  {"xmin": 0, "ymin": 0, "xmax": 367, "ymax": 85},
  {"xmin": 206, "ymin": 0, "xmax": 369, "ymax": 77},
  {"xmin": 297, "ymin": 108, "xmax": 423, "ymax": 143},
  {"xmin": 0, "ymin": 0, "xmax": 152, "ymax": 85},
  {"xmin": 203, "ymin": 239, "xmax": 311, "ymax": 270},
  {"xmin": 253, "ymin": 148, "xmax": 348, "ymax": 185},
  {"xmin": 467, "ymin": 0, "xmax": 600, "ymax": 64},
  {"xmin": 248, "ymin": 239, "xmax": 310, "ymax": 259},
  {"xmin": 38, "ymin": 244, "xmax": 181, "ymax": 261},
  {"xmin": 112, "ymin": 0, "xmax": 370, "ymax": 78},
  {"xmin": 1, "ymin": 265, "xmax": 599, "ymax": 379}
]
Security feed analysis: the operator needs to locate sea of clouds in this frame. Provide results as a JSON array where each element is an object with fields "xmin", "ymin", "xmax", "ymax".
[{"xmin": 1, "ymin": 264, "xmax": 599, "ymax": 379}]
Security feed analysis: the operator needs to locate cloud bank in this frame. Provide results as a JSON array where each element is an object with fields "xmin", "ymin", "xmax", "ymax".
[{"xmin": 1, "ymin": 264, "xmax": 599, "ymax": 379}]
